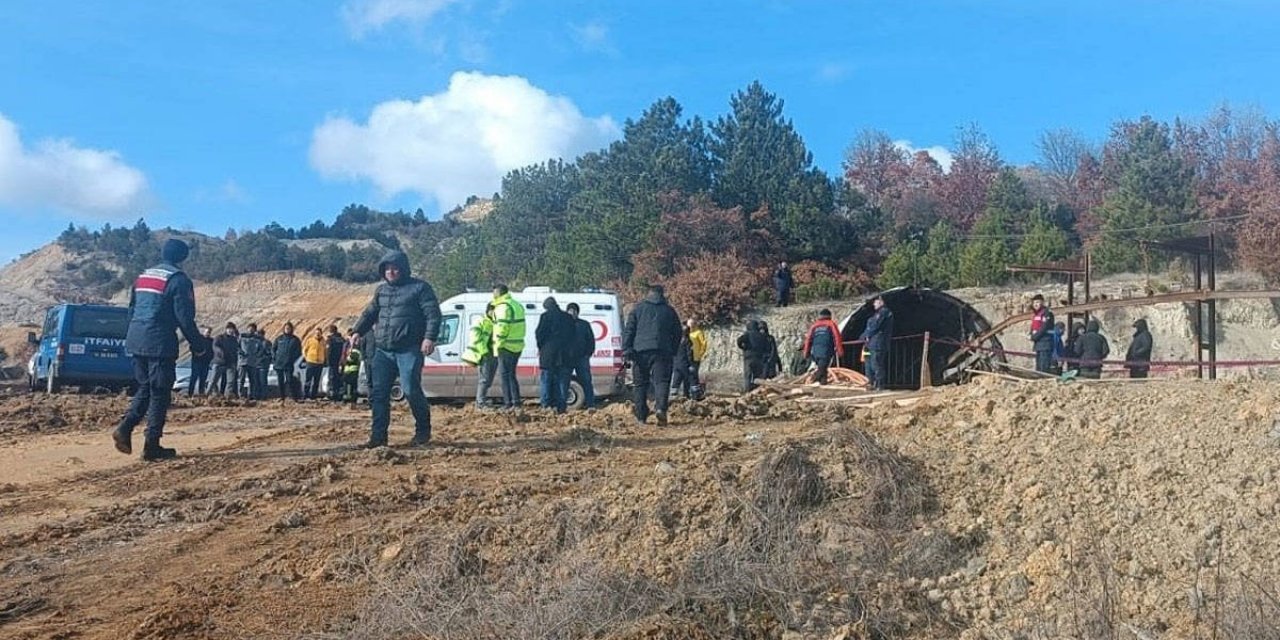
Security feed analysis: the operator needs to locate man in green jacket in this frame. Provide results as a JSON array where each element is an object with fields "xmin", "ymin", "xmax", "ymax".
[
  {"xmin": 464, "ymin": 303, "xmax": 498, "ymax": 408},
  {"xmin": 491, "ymin": 284, "xmax": 526, "ymax": 410}
]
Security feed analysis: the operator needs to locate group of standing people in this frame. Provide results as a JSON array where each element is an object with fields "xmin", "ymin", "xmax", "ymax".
[
  {"xmin": 1029, "ymin": 293, "xmax": 1154, "ymax": 379},
  {"xmin": 187, "ymin": 322, "xmax": 365, "ymax": 403}
]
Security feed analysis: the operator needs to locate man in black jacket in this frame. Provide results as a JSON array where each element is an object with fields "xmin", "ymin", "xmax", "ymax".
[
  {"xmin": 773, "ymin": 262, "xmax": 793, "ymax": 307},
  {"xmin": 211, "ymin": 322, "xmax": 240, "ymax": 397},
  {"xmin": 272, "ymin": 322, "xmax": 303, "ymax": 402},
  {"xmin": 187, "ymin": 326, "xmax": 214, "ymax": 396},
  {"xmin": 622, "ymin": 285, "xmax": 682, "ymax": 426},
  {"xmin": 111, "ymin": 239, "xmax": 211, "ymax": 461},
  {"xmin": 351, "ymin": 251, "xmax": 442, "ymax": 448},
  {"xmin": 535, "ymin": 297, "xmax": 575, "ymax": 414},
  {"xmin": 860, "ymin": 296, "xmax": 895, "ymax": 391},
  {"xmin": 1074, "ymin": 319, "xmax": 1110, "ymax": 379},
  {"xmin": 325, "ymin": 324, "xmax": 347, "ymax": 400},
  {"xmin": 737, "ymin": 320, "xmax": 770, "ymax": 392},
  {"xmin": 1125, "ymin": 318, "xmax": 1153, "ymax": 379},
  {"xmin": 565, "ymin": 302, "xmax": 597, "ymax": 410},
  {"xmin": 238, "ymin": 324, "xmax": 267, "ymax": 399}
]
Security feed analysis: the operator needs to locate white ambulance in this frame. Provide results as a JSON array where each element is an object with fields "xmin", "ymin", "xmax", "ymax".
[{"xmin": 363, "ymin": 287, "xmax": 627, "ymax": 408}]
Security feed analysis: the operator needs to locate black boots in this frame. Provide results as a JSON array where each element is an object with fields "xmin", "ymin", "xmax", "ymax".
[
  {"xmin": 112, "ymin": 427, "xmax": 132, "ymax": 455},
  {"xmin": 141, "ymin": 439, "xmax": 177, "ymax": 462}
]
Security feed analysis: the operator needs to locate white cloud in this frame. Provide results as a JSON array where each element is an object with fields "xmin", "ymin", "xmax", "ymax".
[
  {"xmin": 309, "ymin": 71, "xmax": 619, "ymax": 209},
  {"xmin": 893, "ymin": 139, "xmax": 955, "ymax": 172},
  {"xmin": 0, "ymin": 114, "xmax": 152, "ymax": 220},
  {"xmin": 571, "ymin": 21, "xmax": 615, "ymax": 54},
  {"xmin": 816, "ymin": 62, "xmax": 849, "ymax": 83},
  {"xmin": 196, "ymin": 179, "xmax": 251, "ymax": 205},
  {"xmin": 342, "ymin": 0, "xmax": 460, "ymax": 37}
]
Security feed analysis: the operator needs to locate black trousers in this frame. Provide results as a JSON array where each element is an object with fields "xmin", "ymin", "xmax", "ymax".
[
  {"xmin": 277, "ymin": 369, "xmax": 300, "ymax": 400},
  {"xmin": 118, "ymin": 357, "xmax": 177, "ymax": 442},
  {"xmin": 327, "ymin": 364, "xmax": 342, "ymax": 398},
  {"xmin": 632, "ymin": 351, "xmax": 673, "ymax": 422},
  {"xmin": 743, "ymin": 358, "xmax": 764, "ymax": 392},
  {"xmin": 304, "ymin": 363, "xmax": 324, "ymax": 398}
]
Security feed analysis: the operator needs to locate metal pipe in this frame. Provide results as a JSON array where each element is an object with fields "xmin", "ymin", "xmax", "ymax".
[{"xmin": 1208, "ymin": 233, "xmax": 1217, "ymax": 379}]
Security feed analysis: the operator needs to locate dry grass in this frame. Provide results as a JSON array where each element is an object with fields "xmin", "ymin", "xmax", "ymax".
[{"xmin": 343, "ymin": 426, "xmax": 960, "ymax": 640}]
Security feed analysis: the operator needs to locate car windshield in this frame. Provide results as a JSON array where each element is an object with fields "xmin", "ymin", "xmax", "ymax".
[{"xmin": 69, "ymin": 308, "xmax": 129, "ymax": 339}]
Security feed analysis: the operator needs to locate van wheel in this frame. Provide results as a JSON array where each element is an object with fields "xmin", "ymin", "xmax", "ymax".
[
  {"xmin": 566, "ymin": 379, "xmax": 585, "ymax": 411},
  {"xmin": 46, "ymin": 366, "xmax": 61, "ymax": 394},
  {"xmin": 390, "ymin": 383, "xmax": 405, "ymax": 402}
]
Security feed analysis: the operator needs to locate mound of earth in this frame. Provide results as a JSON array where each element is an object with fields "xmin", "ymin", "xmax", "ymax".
[{"xmin": 0, "ymin": 374, "xmax": 1279, "ymax": 639}]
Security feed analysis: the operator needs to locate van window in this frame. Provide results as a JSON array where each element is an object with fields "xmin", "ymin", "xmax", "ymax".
[
  {"xmin": 438, "ymin": 315, "xmax": 460, "ymax": 345},
  {"xmin": 43, "ymin": 308, "xmax": 59, "ymax": 338},
  {"xmin": 69, "ymin": 309, "xmax": 129, "ymax": 339}
]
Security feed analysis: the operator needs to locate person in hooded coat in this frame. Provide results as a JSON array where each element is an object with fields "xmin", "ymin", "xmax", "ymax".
[
  {"xmin": 111, "ymin": 239, "xmax": 211, "ymax": 461},
  {"xmin": 1074, "ymin": 319, "xmax": 1110, "ymax": 379},
  {"xmin": 759, "ymin": 321, "xmax": 781, "ymax": 379},
  {"xmin": 737, "ymin": 320, "xmax": 771, "ymax": 392},
  {"xmin": 351, "ymin": 251, "xmax": 443, "ymax": 448},
  {"xmin": 1125, "ymin": 318, "xmax": 1154, "ymax": 378},
  {"xmin": 535, "ymin": 297, "xmax": 575, "ymax": 414},
  {"xmin": 622, "ymin": 285, "xmax": 682, "ymax": 426}
]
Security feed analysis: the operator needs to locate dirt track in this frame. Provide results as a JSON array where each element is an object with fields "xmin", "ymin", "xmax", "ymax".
[{"xmin": 3, "ymin": 379, "xmax": 1280, "ymax": 639}]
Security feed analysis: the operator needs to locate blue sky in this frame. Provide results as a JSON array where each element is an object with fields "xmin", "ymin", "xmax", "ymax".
[{"xmin": 2, "ymin": 0, "xmax": 1279, "ymax": 262}]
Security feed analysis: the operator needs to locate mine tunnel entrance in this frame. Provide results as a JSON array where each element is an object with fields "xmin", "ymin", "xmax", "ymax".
[{"xmin": 839, "ymin": 287, "xmax": 1002, "ymax": 389}]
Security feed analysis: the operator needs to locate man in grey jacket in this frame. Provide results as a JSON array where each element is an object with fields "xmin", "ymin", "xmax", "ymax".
[{"xmin": 351, "ymin": 251, "xmax": 442, "ymax": 448}]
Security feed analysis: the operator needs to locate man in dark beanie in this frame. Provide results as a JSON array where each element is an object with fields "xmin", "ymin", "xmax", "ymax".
[
  {"xmin": 351, "ymin": 251, "xmax": 442, "ymax": 448},
  {"xmin": 622, "ymin": 284, "xmax": 682, "ymax": 426},
  {"xmin": 112, "ymin": 238, "xmax": 211, "ymax": 461}
]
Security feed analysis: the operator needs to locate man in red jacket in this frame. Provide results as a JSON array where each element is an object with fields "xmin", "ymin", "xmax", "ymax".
[{"xmin": 802, "ymin": 309, "xmax": 844, "ymax": 384}]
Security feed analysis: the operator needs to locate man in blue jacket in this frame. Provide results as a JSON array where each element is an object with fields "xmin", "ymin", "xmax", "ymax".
[
  {"xmin": 112, "ymin": 239, "xmax": 211, "ymax": 461},
  {"xmin": 860, "ymin": 295, "xmax": 894, "ymax": 391},
  {"xmin": 351, "ymin": 251, "xmax": 442, "ymax": 448}
]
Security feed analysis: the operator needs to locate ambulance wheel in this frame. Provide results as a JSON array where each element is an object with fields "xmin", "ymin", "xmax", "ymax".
[
  {"xmin": 390, "ymin": 383, "xmax": 405, "ymax": 402},
  {"xmin": 566, "ymin": 379, "xmax": 585, "ymax": 411},
  {"xmin": 46, "ymin": 366, "xmax": 61, "ymax": 394}
]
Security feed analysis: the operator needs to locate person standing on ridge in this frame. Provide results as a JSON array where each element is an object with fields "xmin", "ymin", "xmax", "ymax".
[
  {"xmin": 111, "ymin": 239, "xmax": 211, "ymax": 461},
  {"xmin": 351, "ymin": 251, "xmax": 442, "ymax": 448},
  {"xmin": 773, "ymin": 261, "xmax": 794, "ymax": 307}
]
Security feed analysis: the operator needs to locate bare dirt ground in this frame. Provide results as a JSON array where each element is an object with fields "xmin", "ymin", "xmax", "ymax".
[{"xmin": 2, "ymin": 378, "xmax": 1280, "ymax": 640}]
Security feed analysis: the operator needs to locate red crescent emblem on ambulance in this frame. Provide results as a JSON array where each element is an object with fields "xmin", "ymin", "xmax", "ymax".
[{"xmin": 591, "ymin": 320, "xmax": 608, "ymax": 341}]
